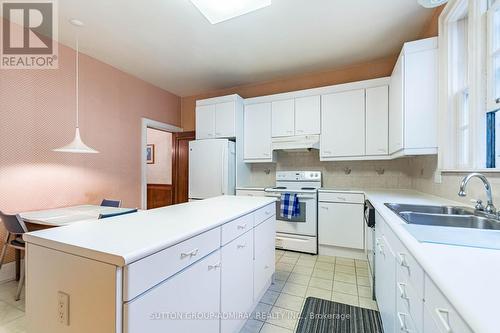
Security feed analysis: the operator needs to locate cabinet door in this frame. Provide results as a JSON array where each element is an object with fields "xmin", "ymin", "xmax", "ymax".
[
  {"xmin": 375, "ymin": 216, "xmax": 397, "ymax": 333},
  {"xmin": 221, "ymin": 231, "xmax": 254, "ymax": 333},
  {"xmin": 215, "ymin": 101, "xmax": 236, "ymax": 138},
  {"xmin": 254, "ymin": 216, "xmax": 276, "ymax": 300},
  {"xmin": 124, "ymin": 250, "xmax": 221, "ymax": 333},
  {"xmin": 321, "ymin": 89, "xmax": 365, "ymax": 158},
  {"xmin": 196, "ymin": 104, "xmax": 216, "ymax": 140},
  {"xmin": 271, "ymin": 99, "xmax": 295, "ymax": 137},
  {"xmin": 318, "ymin": 202, "xmax": 364, "ymax": 249},
  {"xmin": 295, "ymin": 95, "xmax": 321, "ymax": 135},
  {"xmin": 389, "ymin": 54, "xmax": 404, "ymax": 154},
  {"xmin": 244, "ymin": 103, "xmax": 272, "ymax": 160},
  {"xmin": 366, "ymin": 86, "xmax": 389, "ymax": 155}
]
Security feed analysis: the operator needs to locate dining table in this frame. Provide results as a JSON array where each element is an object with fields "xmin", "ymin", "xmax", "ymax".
[{"xmin": 17, "ymin": 205, "xmax": 137, "ymax": 280}]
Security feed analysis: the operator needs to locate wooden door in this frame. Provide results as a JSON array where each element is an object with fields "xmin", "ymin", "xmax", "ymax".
[{"xmin": 172, "ymin": 131, "xmax": 195, "ymax": 204}]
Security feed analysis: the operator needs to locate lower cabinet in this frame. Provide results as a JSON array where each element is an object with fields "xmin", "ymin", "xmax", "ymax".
[
  {"xmin": 254, "ymin": 216, "xmax": 276, "ymax": 300},
  {"xmin": 123, "ymin": 250, "xmax": 222, "ymax": 333},
  {"xmin": 374, "ymin": 217, "xmax": 396, "ymax": 333},
  {"xmin": 221, "ymin": 231, "xmax": 254, "ymax": 333}
]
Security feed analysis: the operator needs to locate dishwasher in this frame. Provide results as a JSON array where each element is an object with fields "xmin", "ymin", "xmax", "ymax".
[{"xmin": 364, "ymin": 200, "xmax": 376, "ymax": 300}]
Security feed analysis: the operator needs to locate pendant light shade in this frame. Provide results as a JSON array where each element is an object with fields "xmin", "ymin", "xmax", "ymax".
[
  {"xmin": 53, "ymin": 128, "xmax": 99, "ymax": 153},
  {"xmin": 417, "ymin": 0, "xmax": 447, "ymax": 8},
  {"xmin": 54, "ymin": 20, "xmax": 99, "ymax": 154}
]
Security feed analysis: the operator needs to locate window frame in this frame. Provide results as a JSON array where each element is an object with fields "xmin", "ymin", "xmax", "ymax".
[
  {"xmin": 487, "ymin": 0, "xmax": 500, "ymax": 111},
  {"xmin": 438, "ymin": 0, "xmax": 489, "ymax": 173}
]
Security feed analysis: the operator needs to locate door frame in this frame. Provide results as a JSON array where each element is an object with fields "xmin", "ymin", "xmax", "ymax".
[
  {"xmin": 172, "ymin": 131, "xmax": 196, "ymax": 204},
  {"xmin": 141, "ymin": 118, "xmax": 182, "ymax": 210}
]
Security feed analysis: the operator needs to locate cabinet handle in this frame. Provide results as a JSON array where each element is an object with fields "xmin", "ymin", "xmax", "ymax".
[
  {"xmin": 296, "ymin": 129, "xmax": 304, "ymax": 133},
  {"xmin": 324, "ymin": 150, "xmax": 332, "ymax": 155},
  {"xmin": 286, "ymin": 130, "xmax": 294, "ymax": 134},
  {"xmin": 180, "ymin": 248, "xmax": 199, "ymax": 259},
  {"xmin": 398, "ymin": 253, "xmax": 410, "ymax": 269},
  {"xmin": 320, "ymin": 206, "xmax": 328, "ymax": 210},
  {"xmin": 263, "ymin": 153, "xmax": 270, "ymax": 156},
  {"xmin": 265, "ymin": 210, "xmax": 271, "ymax": 215},
  {"xmin": 237, "ymin": 223, "xmax": 247, "ymax": 230},
  {"xmin": 397, "ymin": 312, "xmax": 411, "ymax": 332},
  {"xmin": 208, "ymin": 133, "xmax": 213, "ymax": 137},
  {"xmin": 337, "ymin": 197, "xmax": 347, "ymax": 201},
  {"xmin": 378, "ymin": 148, "xmax": 386, "ymax": 152},
  {"xmin": 264, "ymin": 265, "xmax": 270, "ymax": 269},
  {"xmin": 435, "ymin": 308, "xmax": 452, "ymax": 333},
  {"xmin": 397, "ymin": 282, "xmax": 409, "ymax": 300},
  {"xmin": 237, "ymin": 244, "xmax": 247, "ymax": 249},
  {"xmin": 215, "ymin": 132, "xmax": 221, "ymax": 136},
  {"xmin": 208, "ymin": 262, "xmax": 221, "ymax": 270}
]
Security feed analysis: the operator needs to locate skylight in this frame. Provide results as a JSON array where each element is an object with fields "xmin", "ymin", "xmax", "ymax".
[{"xmin": 190, "ymin": 0, "xmax": 272, "ymax": 24}]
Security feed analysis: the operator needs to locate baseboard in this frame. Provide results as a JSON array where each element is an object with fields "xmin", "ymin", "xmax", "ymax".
[
  {"xmin": 0, "ymin": 260, "xmax": 24, "ymax": 283},
  {"xmin": 318, "ymin": 245, "xmax": 367, "ymax": 260}
]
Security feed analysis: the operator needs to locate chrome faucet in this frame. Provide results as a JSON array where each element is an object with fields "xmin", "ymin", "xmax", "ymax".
[{"xmin": 458, "ymin": 173, "xmax": 496, "ymax": 214}]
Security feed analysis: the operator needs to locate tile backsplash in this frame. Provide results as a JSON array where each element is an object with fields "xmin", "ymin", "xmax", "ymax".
[{"xmin": 246, "ymin": 151, "xmax": 500, "ymax": 207}]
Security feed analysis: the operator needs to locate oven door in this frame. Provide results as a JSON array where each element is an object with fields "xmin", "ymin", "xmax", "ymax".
[{"xmin": 265, "ymin": 192, "xmax": 317, "ymax": 237}]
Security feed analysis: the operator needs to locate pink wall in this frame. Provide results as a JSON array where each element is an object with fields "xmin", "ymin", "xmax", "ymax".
[{"xmin": 0, "ymin": 28, "xmax": 181, "ymax": 219}]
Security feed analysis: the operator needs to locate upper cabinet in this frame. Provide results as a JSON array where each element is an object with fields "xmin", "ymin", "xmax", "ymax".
[
  {"xmin": 366, "ymin": 86, "xmax": 389, "ymax": 156},
  {"xmin": 389, "ymin": 37, "xmax": 438, "ymax": 156},
  {"xmin": 271, "ymin": 99, "xmax": 295, "ymax": 137},
  {"xmin": 271, "ymin": 96, "xmax": 321, "ymax": 138},
  {"xmin": 196, "ymin": 95, "xmax": 243, "ymax": 140},
  {"xmin": 295, "ymin": 95, "xmax": 321, "ymax": 135},
  {"xmin": 321, "ymin": 89, "xmax": 366, "ymax": 159},
  {"xmin": 244, "ymin": 103, "xmax": 275, "ymax": 163}
]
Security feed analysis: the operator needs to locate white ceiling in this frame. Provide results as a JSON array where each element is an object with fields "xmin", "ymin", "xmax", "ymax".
[{"xmin": 53, "ymin": 0, "xmax": 434, "ymax": 97}]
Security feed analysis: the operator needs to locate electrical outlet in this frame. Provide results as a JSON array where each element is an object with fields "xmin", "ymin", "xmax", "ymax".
[{"xmin": 57, "ymin": 291, "xmax": 70, "ymax": 326}]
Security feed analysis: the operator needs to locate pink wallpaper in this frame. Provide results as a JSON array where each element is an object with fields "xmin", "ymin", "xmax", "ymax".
[{"xmin": 0, "ymin": 22, "xmax": 181, "ymax": 230}]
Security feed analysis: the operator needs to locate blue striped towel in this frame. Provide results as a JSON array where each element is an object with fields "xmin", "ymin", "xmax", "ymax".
[{"xmin": 280, "ymin": 193, "xmax": 300, "ymax": 219}]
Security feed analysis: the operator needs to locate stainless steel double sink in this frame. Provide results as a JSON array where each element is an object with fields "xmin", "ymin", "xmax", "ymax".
[{"xmin": 385, "ymin": 203, "xmax": 500, "ymax": 231}]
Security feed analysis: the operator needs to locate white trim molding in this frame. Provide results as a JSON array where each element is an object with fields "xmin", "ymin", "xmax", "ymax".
[{"xmin": 140, "ymin": 118, "xmax": 183, "ymax": 210}]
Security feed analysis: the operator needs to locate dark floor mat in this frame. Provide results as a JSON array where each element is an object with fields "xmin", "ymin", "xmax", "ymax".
[{"xmin": 296, "ymin": 297, "xmax": 384, "ymax": 333}]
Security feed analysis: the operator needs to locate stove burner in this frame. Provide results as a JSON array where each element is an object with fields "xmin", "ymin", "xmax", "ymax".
[
  {"xmin": 273, "ymin": 186, "xmax": 287, "ymax": 190},
  {"xmin": 301, "ymin": 187, "xmax": 316, "ymax": 190}
]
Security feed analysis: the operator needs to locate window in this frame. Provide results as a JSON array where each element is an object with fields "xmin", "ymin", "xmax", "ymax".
[{"xmin": 487, "ymin": 0, "xmax": 500, "ymax": 110}]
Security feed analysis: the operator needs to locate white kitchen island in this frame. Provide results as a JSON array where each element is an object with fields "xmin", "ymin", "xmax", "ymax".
[{"xmin": 23, "ymin": 196, "xmax": 276, "ymax": 333}]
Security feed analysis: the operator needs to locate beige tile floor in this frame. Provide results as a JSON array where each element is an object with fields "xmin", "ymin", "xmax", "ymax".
[
  {"xmin": 240, "ymin": 250, "xmax": 378, "ymax": 333},
  {"xmin": 0, "ymin": 250, "xmax": 377, "ymax": 333}
]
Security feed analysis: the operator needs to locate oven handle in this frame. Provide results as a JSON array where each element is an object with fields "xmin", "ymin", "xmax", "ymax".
[{"xmin": 265, "ymin": 193, "xmax": 316, "ymax": 199}]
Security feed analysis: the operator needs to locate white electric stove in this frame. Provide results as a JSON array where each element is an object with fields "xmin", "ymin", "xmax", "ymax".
[{"xmin": 264, "ymin": 171, "xmax": 321, "ymax": 254}]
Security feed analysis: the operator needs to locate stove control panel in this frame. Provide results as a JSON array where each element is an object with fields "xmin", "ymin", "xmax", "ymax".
[{"xmin": 276, "ymin": 171, "xmax": 322, "ymax": 182}]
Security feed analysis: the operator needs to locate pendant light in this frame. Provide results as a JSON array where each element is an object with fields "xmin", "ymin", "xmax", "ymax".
[
  {"xmin": 417, "ymin": 0, "xmax": 448, "ymax": 8},
  {"xmin": 53, "ymin": 19, "xmax": 98, "ymax": 154}
]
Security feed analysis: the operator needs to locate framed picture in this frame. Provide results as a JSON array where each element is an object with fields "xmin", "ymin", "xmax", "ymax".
[{"xmin": 146, "ymin": 144, "xmax": 155, "ymax": 164}]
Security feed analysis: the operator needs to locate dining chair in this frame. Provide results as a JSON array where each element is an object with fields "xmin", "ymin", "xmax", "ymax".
[
  {"xmin": 98, "ymin": 209, "xmax": 138, "ymax": 220},
  {"xmin": 0, "ymin": 211, "xmax": 28, "ymax": 301},
  {"xmin": 100, "ymin": 199, "xmax": 122, "ymax": 208}
]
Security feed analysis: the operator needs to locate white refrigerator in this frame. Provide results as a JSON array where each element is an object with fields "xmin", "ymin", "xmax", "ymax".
[{"xmin": 189, "ymin": 139, "xmax": 236, "ymax": 200}]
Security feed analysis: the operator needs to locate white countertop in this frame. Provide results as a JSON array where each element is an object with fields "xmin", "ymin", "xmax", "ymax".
[
  {"xmin": 363, "ymin": 189, "xmax": 500, "ymax": 333},
  {"xmin": 23, "ymin": 196, "xmax": 275, "ymax": 267}
]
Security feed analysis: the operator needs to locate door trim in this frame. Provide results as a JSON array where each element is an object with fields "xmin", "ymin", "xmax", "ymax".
[
  {"xmin": 172, "ymin": 131, "xmax": 196, "ymax": 204},
  {"xmin": 141, "ymin": 118, "xmax": 183, "ymax": 210}
]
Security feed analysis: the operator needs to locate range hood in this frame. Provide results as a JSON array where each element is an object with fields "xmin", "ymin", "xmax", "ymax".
[{"xmin": 272, "ymin": 135, "xmax": 320, "ymax": 152}]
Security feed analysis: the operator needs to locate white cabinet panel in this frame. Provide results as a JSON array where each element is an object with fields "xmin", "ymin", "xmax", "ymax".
[
  {"xmin": 254, "ymin": 216, "xmax": 276, "ymax": 300},
  {"xmin": 321, "ymin": 89, "xmax": 366, "ymax": 158},
  {"xmin": 196, "ymin": 104, "xmax": 216, "ymax": 140},
  {"xmin": 244, "ymin": 103, "xmax": 272, "ymax": 161},
  {"xmin": 272, "ymin": 99, "xmax": 295, "ymax": 137},
  {"xmin": 221, "ymin": 231, "xmax": 254, "ymax": 333},
  {"xmin": 295, "ymin": 95, "xmax": 321, "ymax": 135},
  {"xmin": 124, "ymin": 250, "xmax": 221, "ymax": 333},
  {"xmin": 366, "ymin": 86, "xmax": 389, "ymax": 156},
  {"xmin": 318, "ymin": 202, "xmax": 364, "ymax": 249},
  {"xmin": 215, "ymin": 101, "xmax": 236, "ymax": 138},
  {"xmin": 389, "ymin": 55, "xmax": 404, "ymax": 154}
]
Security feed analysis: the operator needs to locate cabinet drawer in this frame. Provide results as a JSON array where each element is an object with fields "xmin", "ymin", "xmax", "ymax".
[
  {"xmin": 222, "ymin": 214, "xmax": 254, "ymax": 246},
  {"xmin": 124, "ymin": 250, "xmax": 221, "ymax": 333},
  {"xmin": 254, "ymin": 203, "xmax": 276, "ymax": 227},
  {"xmin": 319, "ymin": 192, "xmax": 364, "ymax": 204},
  {"xmin": 425, "ymin": 276, "xmax": 473, "ymax": 333},
  {"xmin": 396, "ymin": 280, "xmax": 423, "ymax": 333},
  {"xmin": 123, "ymin": 227, "xmax": 221, "ymax": 301}
]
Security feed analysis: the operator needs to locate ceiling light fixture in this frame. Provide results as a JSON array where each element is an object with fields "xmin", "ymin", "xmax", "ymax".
[
  {"xmin": 190, "ymin": 0, "xmax": 271, "ymax": 24},
  {"xmin": 417, "ymin": 0, "xmax": 448, "ymax": 8},
  {"xmin": 53, "ymin": 19, "xmax": 99, "ymax": 154}
]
